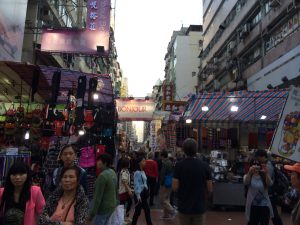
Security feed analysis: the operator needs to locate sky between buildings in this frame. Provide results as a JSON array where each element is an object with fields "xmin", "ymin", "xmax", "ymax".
[{"xmin": 114, "ymin": 0, "xmax": 203, "ymax": 97}]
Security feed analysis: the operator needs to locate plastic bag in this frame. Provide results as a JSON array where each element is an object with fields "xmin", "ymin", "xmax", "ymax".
[{"xmin": 107, "ymin": 205, "xmax": 124, "ymax": 225}]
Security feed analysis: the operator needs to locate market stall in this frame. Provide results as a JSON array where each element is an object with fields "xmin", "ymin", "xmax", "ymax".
[
  {"xmin": 184, "ymin": 89, "xmax": 289, "ymax": 207},
  {"xmin": 0, "ymin": 61, "xmax": 116, "ymax": 199}
]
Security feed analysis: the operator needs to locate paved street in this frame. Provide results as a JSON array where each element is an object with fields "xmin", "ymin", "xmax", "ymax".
[{"xmin": 132, "ymin": 209, "xmax": 291, "ymax": 225}]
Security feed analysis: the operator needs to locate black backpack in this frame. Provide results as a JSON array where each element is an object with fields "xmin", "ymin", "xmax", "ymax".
[{"xmin": 271, "ymin": 166, "xmax": 290, "ymax": 196}]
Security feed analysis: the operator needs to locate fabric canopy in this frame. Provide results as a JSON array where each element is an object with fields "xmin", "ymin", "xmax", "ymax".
[{"xmin": 184, "ymin": 90, "xmax": 288, "ymax": 122}]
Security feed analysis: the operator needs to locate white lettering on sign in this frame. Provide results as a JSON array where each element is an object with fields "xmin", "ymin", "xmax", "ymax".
[{"xmin": 118, "ymin": 106, "xmax": 147, "ymax": 113}]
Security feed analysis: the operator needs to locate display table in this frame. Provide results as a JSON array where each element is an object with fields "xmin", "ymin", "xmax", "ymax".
[{"xmin": 212, "ymin": 182, "xmax": 246, "ymax": 206}]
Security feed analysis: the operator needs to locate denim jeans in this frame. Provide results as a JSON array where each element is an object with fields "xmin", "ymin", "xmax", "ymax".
[{"xmin": 93, "ymin": 214, "xmax": 112, "ymax": 225}]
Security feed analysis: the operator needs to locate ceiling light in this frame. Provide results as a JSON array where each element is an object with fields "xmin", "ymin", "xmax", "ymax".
[
  {"xmin": 186, "ymin": 119, "xmax": 192, "ymax": 124},
  {"xmin": 93, "ymin": 93, "xmax": 99, "ymax": 100},
  {"xmin": 24, "ymin": 131, "xmax": 30, "ymax": 140},
  {"xmin": 230, "ymin": 105, "xmax": 239, "ymax": 112},
  {"xmin": 202, "ymin": 106, "xmax": 209, "ymax": 111},
  {"xmin": 78, "ymin": 129, "xmax": 85, "ymax": 136},
  {"xmin": 260, "ymin": 115, "xmax": 267, "ymax": 120}
]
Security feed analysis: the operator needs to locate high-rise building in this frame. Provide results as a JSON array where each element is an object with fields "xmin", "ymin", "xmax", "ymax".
[
  {"xmin": 164, "ymin": 25, "xmax": 203, "ymax": 100},
  {"xmin": 199, "ymin": 0, "xmax": 300, "ymax": 92},
  {"xmin": 120, "ymin": 77, "xmax": 129, "ymax": 98}
]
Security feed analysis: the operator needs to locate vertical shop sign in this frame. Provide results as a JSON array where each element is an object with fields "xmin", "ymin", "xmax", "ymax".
[
  {"xmin": 86, "ymin": 0, "xmax": 111, "ymax": 33},
  {"xmin": 163, "ymin": 85, "xmax": 174, "ymax": 101},
  {"xmin": 271, "ymin": 87, "xmax": 300, "ymax": 162},
  {"xmin": 0, "ymin": 0, "xmax": 28, "ymax": 61}
]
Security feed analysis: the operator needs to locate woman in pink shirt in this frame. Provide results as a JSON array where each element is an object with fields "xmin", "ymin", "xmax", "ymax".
[
  {"xmin": 0, "ymin": 161, "xmax": 45, "ymax": 225},
  {"xmin": 39, "ymin": 165, "xmax": 89, "ymax": 225}
]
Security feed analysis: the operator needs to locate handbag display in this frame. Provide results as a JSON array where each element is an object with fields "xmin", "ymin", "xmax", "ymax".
[{"xmin": 79, "ymin": 146, "xmax": 96, "ymax": 168}]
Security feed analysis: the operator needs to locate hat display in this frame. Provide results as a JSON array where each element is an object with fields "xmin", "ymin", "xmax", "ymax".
[{"xmin": 284, "ymin": 163, "xmax": 300, "ymax": 174}]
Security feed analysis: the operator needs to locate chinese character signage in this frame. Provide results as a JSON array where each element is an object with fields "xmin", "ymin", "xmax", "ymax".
[
  {"xmin": 163, "ymin": 85, "xmax": 174, "ymax": 101},
  {"xmin": 0, "ymin": 0, "xmax": 28, "ymax": 61},
  {"xmin": 116, "ymin": 99, "xmax": 156, "ymax": 121},
  {"xmin": 163, "ymin": 101, "xmax": 186, "ymax": 112},
  {"xmin": 271, "ymin": 87, "xmax": 300, "ymax": 162},
  {"xmin": 41, "ymin": 0, "xmax": 110, "ymax": 55}
]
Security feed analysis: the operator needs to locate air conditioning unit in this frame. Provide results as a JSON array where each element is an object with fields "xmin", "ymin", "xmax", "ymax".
[
  {"xmin": 227, "ymin": 41, "xmax": 236, "ymax": 52},
  {"xmin": 270, "ymin": 0, "xmax": 281, "ymax": 7}
]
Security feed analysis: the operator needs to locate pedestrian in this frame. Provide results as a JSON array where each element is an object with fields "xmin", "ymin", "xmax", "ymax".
[
  {"xmin": 118, "ymin": 158, "xmax": 133, "ymax": 219},
  {"xmin": 244, "ymin": 158, "xmax": 274, "ymax": 225},
  {"xmin": 39, "ymin": 165, "xmax": 89, "ymax": 225},
  {"xmin": 0, "ymin": 161, "xmax": 45, "ymax": 225},
  {"xmin": 116, "ymin": 152, "xmax": 127, "ymax": 173},
  {"xmin": 159, "ymin": 150, "xmax": 176, "ymax": 219},
  {"xmin": 89, "ymin": 153, "xmax": 117, "ymax": 225},
  {"xmin": 52, "ymin": 144, "xmax": 88, "ymax": 195},
  {"xmin": 255, "ymin": 150, "xmax": 283, "ymax": 225},
  {"xmin": 283, "ymin": 163, "xmax": 300, "ymax": 225},
  {"xmin": 144, "ymin": 152, "xmax": 159, "ymax": 206},
  {"xmin": 131, "ymin": 157, "xmax": 153, "ymax": 225},
  {"xmin": 172, "ymin": 138, "xmax": 212, "ymax": 225}
]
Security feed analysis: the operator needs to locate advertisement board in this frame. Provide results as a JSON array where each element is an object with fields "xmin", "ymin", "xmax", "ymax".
[
  {"xmin": 0, "ymin": 0, "xmax": 28, "ymax": 61},
  {"xmin": 41, "ymin": 0, "xmax": 111, "ymax": 55},
  {"xmin": 116, "ymin": 99, "xmax": 156, "ymax": 121},
  {"xmin": 41, "ymin": 29, "xmax": 109, "ymax": 55},
  {"xmin": 271, "ymin": 87, "xmax": 300, "ymax": 162}
]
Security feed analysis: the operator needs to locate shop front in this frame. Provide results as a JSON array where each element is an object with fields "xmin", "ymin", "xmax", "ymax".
[
  {"xmin": 184, "ymin": 89, "xmax": 289, "ymax": 207},
  {"xmin": 0, "ymin": 61, "xmax": 116, "ymax": 199}
]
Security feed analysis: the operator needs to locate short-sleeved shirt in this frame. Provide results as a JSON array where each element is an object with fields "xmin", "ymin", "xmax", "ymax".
[
  {"xmin": 173, "ymin": 157, "xmax": 212, "ymax": 214},
  {"xmin": 118, "ymin": 169, "xmax": 130, "ymax": 194}
]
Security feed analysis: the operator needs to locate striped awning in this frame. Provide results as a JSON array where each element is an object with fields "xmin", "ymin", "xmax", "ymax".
[{"xmin": 184, "ymin": 90, "xmax": 288, "ymax": 122}]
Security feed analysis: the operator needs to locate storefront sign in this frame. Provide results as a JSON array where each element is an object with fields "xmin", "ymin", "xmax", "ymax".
[
  {"xmin": 0, "ymin": 0, "xmax": 28, "ymax": 61},
  {"xmin": 271, "ymin": 87, "xmax": 300, "ymax": 162},
  {"xmin": 162, "ymin": 101, "xmax": 186, "ymax": 112},
  {"xmin": 41, "ymin": 0, "xmax": 110, "ymax": 55},
  {"xmin": 116, "ymin": 99, "xmax": 155, "ymax": 121},
  {"xmin": 163, "ymin": 84, "xmax": 174, "ymax": 101}
]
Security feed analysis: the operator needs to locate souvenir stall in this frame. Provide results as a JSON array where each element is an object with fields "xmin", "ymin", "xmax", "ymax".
[
  {"xmin": 0, "ymin": 62, "xmax": 116, "ymax": 199},
  {"xmin": 184, "ymin": 89, "xmax": 289, "ymax": 207}
]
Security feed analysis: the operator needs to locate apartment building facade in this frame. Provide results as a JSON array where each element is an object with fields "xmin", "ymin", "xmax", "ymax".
[
  {"xmin": 165, "ymin": 25, "xmax": 203, "ymax": 100},
  {"xmin": 198, "ymin": 0, "xmax": 300, "ymax": 92}
]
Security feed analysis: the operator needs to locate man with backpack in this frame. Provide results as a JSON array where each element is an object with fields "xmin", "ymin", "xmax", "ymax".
[{"xmin": 255, "ymin": 150, "xmax": 284, "ymax": 225}]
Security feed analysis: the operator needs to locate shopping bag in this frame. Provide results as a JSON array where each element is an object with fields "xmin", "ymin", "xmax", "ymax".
[{"xmin": 107, "ymin": 205, "xmax": 124, "ymax": 225}]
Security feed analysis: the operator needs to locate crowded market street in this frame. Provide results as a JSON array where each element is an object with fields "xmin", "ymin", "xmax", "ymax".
[{"xmin": 1, "ymin": 0, "xmax": 300, "ymax": 225}]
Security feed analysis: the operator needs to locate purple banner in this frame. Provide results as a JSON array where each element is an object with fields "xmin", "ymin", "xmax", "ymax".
[
  {"xmin": 41, "ymin": 29, "xmax": 109, "ymax": 55},
  {"xmin": 87, "ymin": 0, "xmax": 111, "ymax": 32},
  {"xmin": 41, "ymin": 0, "xmax": 111, "ymax": 55}
]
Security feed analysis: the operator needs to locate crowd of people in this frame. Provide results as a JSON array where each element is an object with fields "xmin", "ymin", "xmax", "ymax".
[{"xmin": 0, "ymin": 138, "xmax": 300, "ymax": 225}]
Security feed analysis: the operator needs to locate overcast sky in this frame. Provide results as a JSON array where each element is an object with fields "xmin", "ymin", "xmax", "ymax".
[{"xmin": 114, "ymin": 0, "xmax": 203, "ymax": 97}]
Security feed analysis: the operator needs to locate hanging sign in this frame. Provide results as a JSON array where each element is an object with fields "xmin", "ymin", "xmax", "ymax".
[
  {"xmin": 271, "ymin": 87, "xmax": 300, "ymax": 162},
  {"xmin": 116, "ymin": 99, "xmax": 155, "ymax": 121}
]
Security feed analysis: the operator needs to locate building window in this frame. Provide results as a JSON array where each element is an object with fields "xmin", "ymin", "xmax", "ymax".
[
  {"xmin": 264, "ymin": 1, "xmax": 271, "ymax": 15},
  {"xmin": 251, "ymin": 11, "xmax": 262, "ymax": 27}
]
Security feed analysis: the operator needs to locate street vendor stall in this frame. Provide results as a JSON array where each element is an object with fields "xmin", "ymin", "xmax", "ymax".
[
  {"xmin": 184, "ymin": 89, "xmax": 289, "ymax": 207},
  {"xmin": 0, "ymin": 61, "xmax": 116, "ymax": 199}
]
